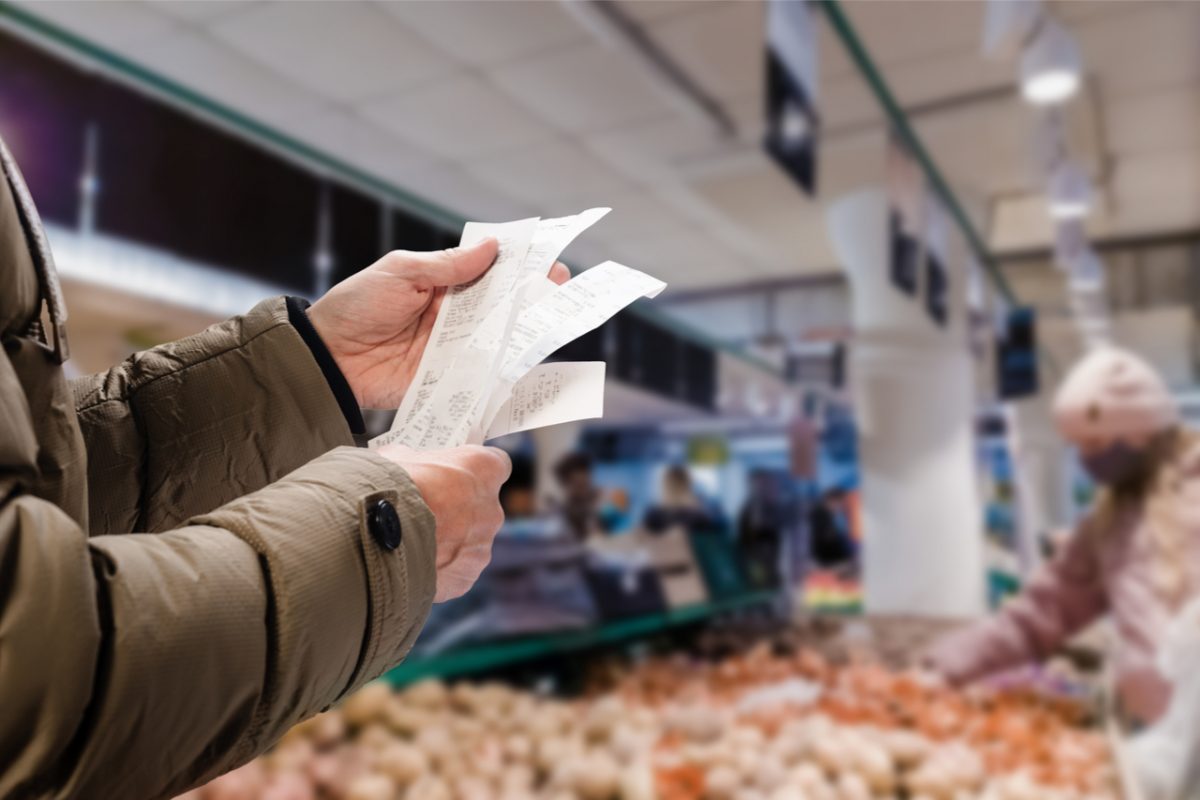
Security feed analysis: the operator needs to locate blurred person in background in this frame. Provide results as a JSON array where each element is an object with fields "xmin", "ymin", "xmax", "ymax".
[
  {"xmin": 0, "ymin": 137, "xmax": 569, "ymax": 798},
  {"xmin": 549, "ymin": 452, "xmax": 603, "ymax": 541},
  {"xmin": 643, "ymin": 463, "xmax": 718, "ymax": 533},
  {"xmin": 931, "ymin": 347, "xmax": 1200, "ymax": 724},
  {"xmin": 808, "ymin": 486, "xmax": 857, "ymax": 572},
  {"xmin": 737, "ymin": 469, "xmax": 787, "ymax": 587},
  {"xmin": 499, "ymin": 453, "xmax": 536, "ymax": 518}
]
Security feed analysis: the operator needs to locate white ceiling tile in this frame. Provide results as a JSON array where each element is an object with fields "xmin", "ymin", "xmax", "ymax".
[
  {"xmin": 683, "ymin": 151, "xmax": 836, "ymax": 273},
  {"xmin": 989, "ymin": 193, "xmax": 1060, "ymax": 253},
  {"xmin": 584, "ymin": 109, "xmax": 749, "ymax": 188},
  {"xmin": 816, "ymin": 15, "xmax": 855, "ymax": 84},
  {"xmin": 990, "ymin": 193, "xmax": 1125, "ymax": 254},
  {"xmin": 1076, "ymin": 2, "xmax": 1200, "ymax": 98},
  {"xmin": 735, "ymin": 208, "xmax": 837, "ymax": 277},
  {"xmin": 876, "ymin": 52, "xmax": 1014, "ymax": 114},
  {"xmin": 360, "ymin": 74, "xmax": 553, "ymax": 160},
  {"xmin": 1104, "ymin": 86, "xmax": 1200, "ymax": 157},
  {"xmin": 816, "ymin": 129, "xmax": 888, "ymax": 198},
  {"xmin": 610, "ymin": 226, "xmax": 771, "ymax": 291},
  {"xmin": 816, "ymin": 76, "xmax": 882, "ymax": 132},
  {"xmin": 17, "ymin": 0, "xmax": 178, "ymax": 48},
  {"xmin": 1109, "ymin": 150, "xmax": 1200, "ymax": 238},
  {"xmin": 464, "ymin": 139, "xmax": 635, "ymax": 210},
  {"xmin": 1057, "ymin": 0, "xmax": 1174, "ymax": 25},
  {"xmin": 379, "ymin": 0, "xmax": 588, "ymax": 66},
  {"xmin": 595, "ymin": 189, "xmax": 697, "ymax": 243},
  {"xmin": 490, "ymin": 42, "xmax": 674, "ymax": 134},
  {"xmin": 124, "ymin": 30, "xmax": 326, "ymax": 127},
  {"xmin": 909, "ymin": 98, "xmax": 1035, "ymax": 195},
  {"xmin": 391, "ymin": 163, "xmax": 532, "ymax": 223},
  {"xmin": 833, "ymin": 1, "xmax": 985, "ymax": 74},
  {"xmin": 686, "ymin": 151, "xmax": 812, "ymax": 226},
  {"xmin": 615, "ymin": 0, "xmax": 725, "ymax": 24},
  {"xmin": 820, "ymin": 49, "xmax": 1014, "ymax": 134},
  {"xmin": 286, "ymin": 108, "xmax": 437, "ymax": 182},
  {"xmin": 208, "ymin": 2, "xmax": 454, "ymax": 103},
  {"xmin": 600, "ymin": 97, "xmax": 763, "ymax": 189},
  {"xmin": 144, "ymin": 0, "xmax": 261, "ymax": 24},
  {"xmin": 725, "ymin": 93, "xmax": 766, "ymax": 143},
  {"xmin": 648, "ymin": 1, "xmax": 764, "ymax": 100}
]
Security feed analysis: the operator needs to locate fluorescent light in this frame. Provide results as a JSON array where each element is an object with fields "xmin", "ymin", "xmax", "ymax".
[
  {"xmin": 1022, "ymin": 71, "xmax": 1080, "ymax": 105},
  {"xmin": 1020, "ymin": 20, "xmax": 1082, "ymax": 105},
  {"xmin": 1047, "ymin": 160, "xmax": 1093, "ymax": 219}
]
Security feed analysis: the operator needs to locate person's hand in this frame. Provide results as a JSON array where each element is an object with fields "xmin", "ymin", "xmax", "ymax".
[
  {"xmin": 307, "ymin": 240, "xmax": 570, "ymax": 410},
  {"xmin": 375, "ymin": 443, "xmax": 511, "ymax": 602}
]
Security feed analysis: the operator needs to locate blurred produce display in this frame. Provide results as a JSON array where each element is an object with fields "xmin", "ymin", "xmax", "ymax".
[
  {"xmin": 180, "ymin": 635, "xmax": 1117, "ymax": 800},
  {"xmin": 800, "ymin": 571, "xmax": 862, "ymax": 614}
]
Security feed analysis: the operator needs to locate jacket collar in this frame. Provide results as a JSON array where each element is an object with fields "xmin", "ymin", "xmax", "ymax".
[{"xmin": 0, "ymin": 136, "xmax": 69, "ymax": 362}]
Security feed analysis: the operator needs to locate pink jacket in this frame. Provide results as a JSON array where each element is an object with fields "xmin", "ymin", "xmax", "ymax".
[{"xmin": 932, "ymin": 449, "xmax": 1200, "ymax": 722}]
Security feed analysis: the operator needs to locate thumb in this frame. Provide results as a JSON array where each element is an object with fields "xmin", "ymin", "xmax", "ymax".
[{"xmin": 414, "ymin": 238, "xmax": 499, "ymax": 288}]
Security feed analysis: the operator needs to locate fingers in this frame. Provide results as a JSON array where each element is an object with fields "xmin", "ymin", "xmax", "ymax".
[
  {"xmin": 461, "ymin": 445, "xmax": 512, "ymax": 486},
  {"xmin": 382, "ymin": 442, "xmax": 509, "ymax": 604},
  {"xmin": 549, "ymin": 261, "xmax": 571, "ymax": 286},
  {"xmin": 406, "ymin": 238, "xmax": 499, "ymax": 288}
]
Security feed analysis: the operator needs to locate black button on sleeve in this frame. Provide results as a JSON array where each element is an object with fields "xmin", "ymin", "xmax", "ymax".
[{"xmin": 367, "ymin": 499, "xmax": 403, "ymax": 551}]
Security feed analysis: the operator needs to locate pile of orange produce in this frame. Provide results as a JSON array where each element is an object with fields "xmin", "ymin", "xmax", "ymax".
[{"xmin": 177, "ymin": 644, "xmax": 1119, "ymax": 800}]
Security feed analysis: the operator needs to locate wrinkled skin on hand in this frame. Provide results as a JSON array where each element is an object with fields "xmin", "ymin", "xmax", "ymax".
[
  {"xmin": 307, "ymin": 239, "xmax": 569, "ymax": 410},
  {"xmin": 375, "ymin": 443, "xmax": 512, "ymax": 602}
]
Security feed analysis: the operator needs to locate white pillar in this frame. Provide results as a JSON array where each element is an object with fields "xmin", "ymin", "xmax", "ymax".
[{"xmin": 828, "ymin": 190, "xmax": 987, "ymax": 617}]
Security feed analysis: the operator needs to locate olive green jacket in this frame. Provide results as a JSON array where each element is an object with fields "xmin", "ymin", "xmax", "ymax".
[{"xmin": 0, "ymin": 138, "xmax": 436, "ymax": 799}]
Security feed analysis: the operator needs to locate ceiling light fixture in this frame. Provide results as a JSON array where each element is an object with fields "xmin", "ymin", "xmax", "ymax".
[
  {"xmin": 982, "ymin": 0, "xmax": 1043, "ymax": 60},
  {"xmin": 1020, "ymin": 19, "xmax": 1082, "ymax": 105},
  {"xmin": 1067, "ymin": 248, "xmax": 1106, "ymax": 292},
  {"xmin": 1047, "ymin": 160, "xmax": 1093, "ymax": 219}
]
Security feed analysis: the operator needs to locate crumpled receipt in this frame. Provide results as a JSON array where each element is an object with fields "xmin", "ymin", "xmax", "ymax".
[{"xmin": 370, "ymin": 209, "xmax": 667, "ymax": 450}]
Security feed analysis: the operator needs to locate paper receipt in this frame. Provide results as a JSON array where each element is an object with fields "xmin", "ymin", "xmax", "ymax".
[
  {"xmin": 370, "ymin": 210, "xmax": 666, "ymax": 451},
  {"xmin": 485, "ymin": 362, "xmax": 606, "ymax": 440}
]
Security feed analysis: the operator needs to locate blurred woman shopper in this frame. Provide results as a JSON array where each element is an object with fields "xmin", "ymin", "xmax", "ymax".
[
  {"xmin": 931, "ymin": 346, "xmax": 1200, "ymax": 724},
  {"xmin": 0, "ymin": 137, "xmax": 568, "ymax": 799}
]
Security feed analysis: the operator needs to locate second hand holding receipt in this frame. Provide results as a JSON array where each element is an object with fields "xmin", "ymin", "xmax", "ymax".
[{"xmin": 370, "ymin": 209, "xmax": 667, "ymax": 450}]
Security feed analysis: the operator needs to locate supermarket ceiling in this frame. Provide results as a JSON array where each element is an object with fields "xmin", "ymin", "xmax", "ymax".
[{"xmin": 11, "ymin": 0, "xmax": 1200, "ymax": 292}]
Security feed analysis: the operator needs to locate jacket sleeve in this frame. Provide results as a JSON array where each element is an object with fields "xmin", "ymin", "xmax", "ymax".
[
  {"xmin": 1, "ymin": 337, "xmax": 437, "ymax": 800},
  {"xmin": 930, "ymin": 519, "xmax": 1108, "ymax": 684},
  {"xmin": 71, "ymin": 296, "xmax": 361, "ymax": 534}
]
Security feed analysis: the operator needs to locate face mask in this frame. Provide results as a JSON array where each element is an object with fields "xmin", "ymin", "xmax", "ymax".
[{"xmin": 1081, "ymin": 440, "xmax": 1153, "ymax": 487}]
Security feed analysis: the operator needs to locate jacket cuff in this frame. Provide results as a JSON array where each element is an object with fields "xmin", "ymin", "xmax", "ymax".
[
  {"xmin": 351, "ymin": 450, "xmax": 439, "ymax": 682},
  {"xmin": 286, "ymin": 296, "xmax": 365, "ymax": 436},
  {"xmin": 189, "ymin": 446, "xmax": 436, "ymax": 748}
]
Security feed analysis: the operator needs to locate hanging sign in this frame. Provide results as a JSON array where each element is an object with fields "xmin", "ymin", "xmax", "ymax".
[
  {"xmin": 764, "ymin": 0, "xmax": 820, "ymax": 196},
  {"xmin": 886, "ymin": 132, "xmax": 924, "ymax": 298},
  {"xmin": 996, "ymin": 307, "xmax": 1039, "ymax": 400},
  {"xmin": 923, "ymin": 192, "xmax": 950, "ymax": 328}
]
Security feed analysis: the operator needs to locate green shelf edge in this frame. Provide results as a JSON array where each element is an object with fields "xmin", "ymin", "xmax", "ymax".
[{"xmin": 383, "ymin": 590, "xmax": 779, "ymax": 687}]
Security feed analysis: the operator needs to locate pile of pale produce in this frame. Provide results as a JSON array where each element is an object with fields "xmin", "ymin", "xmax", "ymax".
[{"xmin": 180, "ymin": 645, "xmax": 1119, "ymax": 800}]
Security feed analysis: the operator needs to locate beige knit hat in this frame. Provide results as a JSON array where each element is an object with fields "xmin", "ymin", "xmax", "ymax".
[{"xmin": 1053, "ymin": 346, "xmax": 1179, "ymax": 450}]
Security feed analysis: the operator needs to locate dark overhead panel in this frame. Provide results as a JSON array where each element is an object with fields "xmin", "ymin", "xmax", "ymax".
[{"xmin": 763, "ymin": 0, "xmax": 820, "ymax": 197}]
